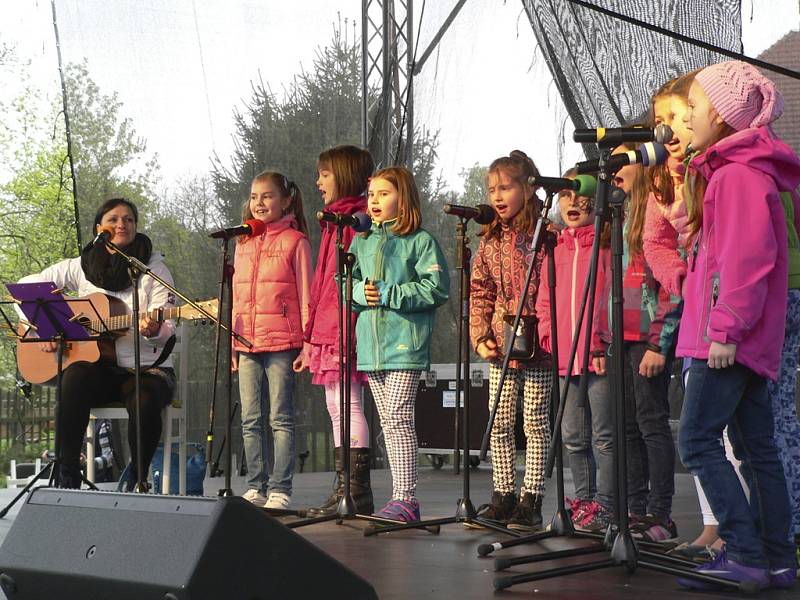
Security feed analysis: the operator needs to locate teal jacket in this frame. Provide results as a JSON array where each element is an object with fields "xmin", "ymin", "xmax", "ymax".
[{"xmin": 350, "ymin": 219, "xmax": 450, "ymax": 371}]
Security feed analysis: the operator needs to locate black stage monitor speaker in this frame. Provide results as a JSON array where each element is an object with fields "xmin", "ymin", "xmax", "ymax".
[{"xmin": 0, "ymin": 488, "xmax": 378, "ymax": 600}]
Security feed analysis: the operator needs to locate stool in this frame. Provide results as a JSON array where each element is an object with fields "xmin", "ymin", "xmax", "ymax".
[{"xmin": 85, "ymin": 322, "xmax": 189, "ymax": 494}]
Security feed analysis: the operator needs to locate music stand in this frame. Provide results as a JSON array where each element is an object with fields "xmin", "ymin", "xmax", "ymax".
[{"xmin": 0, "ymin": 283, "xmax": 107, "ymax": 517}]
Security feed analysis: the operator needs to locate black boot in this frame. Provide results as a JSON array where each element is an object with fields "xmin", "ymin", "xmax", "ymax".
[
  {"xmin": 349, "ymin": 448, "xmax": 374, "ymax": 514},
  {"xmin": 507, "ymin": 492, "xmax": 543, "ymax": 532},
  {"xmin": 465, "ymin": 491, "xmax": 517, "ymax": 529},
  {"xmin": 306, "ymin": 447, "xmax": 344, "ymax": 517}
]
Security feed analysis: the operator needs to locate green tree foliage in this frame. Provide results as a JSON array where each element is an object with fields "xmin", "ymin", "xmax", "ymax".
[{"xmin": 65, "ymin": 61, "xmax": 160, "ymax": 244}]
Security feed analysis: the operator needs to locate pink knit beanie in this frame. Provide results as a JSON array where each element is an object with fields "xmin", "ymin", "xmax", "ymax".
[{"xmin": 695, "ymin": 61, "xmax": 784, "ymax": 130}]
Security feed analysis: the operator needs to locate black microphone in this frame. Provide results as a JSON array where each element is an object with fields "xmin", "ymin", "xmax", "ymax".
[
  {"xmin": 316, "ymin": 211, "xmax": 372, "ymax": 232},
  {"xmin": 574, "ymin": 124, "xmax": 673, "ymax": 146},
  {"xmin": 528, "ymin": 174, "xmax": 597, "ymax": 196},
  {"xmin": 443, "ymin": 203, "xmax": 495, "ymax": 225},
  {"xmin": 575, "ymin": 142, "xmax": 668, "ymax": 175},
  {"xmin": 209, "ymin": 219, "xmax": 267, "ymax": 239}
]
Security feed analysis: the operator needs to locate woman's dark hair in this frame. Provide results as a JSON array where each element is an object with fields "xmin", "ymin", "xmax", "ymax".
[{"xmin": 93, "ymin": 197, "xmax": 139, "ymax": 227}]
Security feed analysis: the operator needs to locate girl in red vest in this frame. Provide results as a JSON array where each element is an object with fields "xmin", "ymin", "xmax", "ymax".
[
  {"xmin": 232, "ymin": 171, "xmax": 312, "ymax": 510},
  {"xmin": 303, "ymin": 146, "xmax": 376, "ymax": 516}
]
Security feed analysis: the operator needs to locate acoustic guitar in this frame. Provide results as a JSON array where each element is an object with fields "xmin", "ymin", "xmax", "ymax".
[{"xmin": 17, "ymin": 292, "xmax": 218, "ymax": 385}]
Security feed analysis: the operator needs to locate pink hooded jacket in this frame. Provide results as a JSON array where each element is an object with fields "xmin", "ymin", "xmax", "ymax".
[
  {"xmin": 536, "ymin": 224, "xmax": 610, "ymax": 376},
  {"xmin": 676, "ymin": 127, "xmax": 800, "ymax": 380},
  {"xmin": 232, "ymin": 214, "xmax": 312, "ymax": 354},
  {"xmin": 304, "ymin": 195, "xmax": 367, "ymax": 346}
]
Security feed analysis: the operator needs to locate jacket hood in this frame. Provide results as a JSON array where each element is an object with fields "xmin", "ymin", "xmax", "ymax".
[{"xmin": 691, "ymin": 126, "xmax": 800, "ymax": 193}]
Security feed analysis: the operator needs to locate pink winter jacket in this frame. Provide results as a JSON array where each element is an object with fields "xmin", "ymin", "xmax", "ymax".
[
  {"xmin": 536, "ymin": 224, "xmax": 610, "ymax": 376},
  {"xmin": 304, "ymin": 195, "xmax": 367, "ymax": 346},
  {"xmin": 643, "ymin": 159, "xmax": 689, "ymax": 296},
  {"xmin": 232, "ymin": 214, "xmax": 312, "ymax": 354},
  {"xmin": 676, "ymin": 127, "xmax": 800, "ymax": 380}
]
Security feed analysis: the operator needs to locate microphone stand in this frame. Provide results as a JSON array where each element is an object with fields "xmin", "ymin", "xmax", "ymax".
[
  {"xmin": 486, "ymin": 149, "xmax": 746, "ymax": 594},
  {"xmin": 287, "ymin": 222, "xmax": 422, "ymax": 529},
  {"xmin": 365, "ymin": 212, "xmax": 516, "ymax": 536},
  {"xmin": 100, "ymin": 237, "xmax": 245, "ymax": 494}
]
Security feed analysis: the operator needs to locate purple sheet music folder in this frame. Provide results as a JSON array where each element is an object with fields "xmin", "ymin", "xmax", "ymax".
[{"xmin": 6, "ymin": 282, "xmax": 91, "ymax": 341}]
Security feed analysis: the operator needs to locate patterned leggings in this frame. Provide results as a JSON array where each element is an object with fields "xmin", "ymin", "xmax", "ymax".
[
  {"xmin": 767, "ymin": 289, "xmax": 800, "ymax": 537},
  {"xmin": 488, "ymin": 364, "xmax": 552, "ymax": 496},
  {"xmin": 367, "ymin": 370, "xmax": 421, "ymax": 501}
]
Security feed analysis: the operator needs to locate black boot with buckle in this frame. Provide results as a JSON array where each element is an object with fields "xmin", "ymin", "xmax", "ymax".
[
  {"xmin": 349, "ymin": 447, "xmax": 374, "ymax": 514},
  {"xmin": 305, "ymin": 447, "xmax": 344, "ymax": 517},
  {"xmin": 464, "ymin": 491, "xmax": 517, "ymax": 529}
]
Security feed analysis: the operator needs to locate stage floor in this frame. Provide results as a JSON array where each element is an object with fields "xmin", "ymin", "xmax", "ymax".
[{"xmin": 0, "ymin": 465, "xmax": 795, "ymax": 599}]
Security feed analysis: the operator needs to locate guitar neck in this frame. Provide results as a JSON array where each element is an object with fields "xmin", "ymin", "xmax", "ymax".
[{"xmin": 87, "ymin": 305, "xmax": 183, "ymax": 335}]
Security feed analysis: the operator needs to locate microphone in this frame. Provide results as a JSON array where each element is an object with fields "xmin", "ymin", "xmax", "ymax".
[
  {"xmin": 209, "ymin": 219, "xmax": 267, "ymax": 239},
  {"xmin": 528, "ymin": 174, "xmax": 597, "ymax": 197},
  {"xmin": 91, "ymin": 226, "xmax": 114, "ymax": 247},
  {"xmin": 443, "ymin": 203, "xmax": 495, "ymax": 225},
  {"xmin": 575, "ymin": 142, "xmax": 668, "ymax": 175},
  {"xmin": 574, "ymin": 124, "xmax": 673, "ymax": 146},
  {"xmin": 316, "ymin": 211, "xmax": 372, "ymax": 232}
]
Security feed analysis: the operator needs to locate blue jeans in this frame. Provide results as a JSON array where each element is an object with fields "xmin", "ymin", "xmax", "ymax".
[
  {"xmin": 238, "ymin": 349, "xmax": 299, "ymax": 495},
  {"xmin": 623, "ymin": 342, "xmax": 675, "ymax": 520},
  {"xmin": 560, "ymin": 373, "xmax": 613, "ymax": 510},
  {"xmin": 679, "ymin": 359, "xmax": 795, "ymax": 569}
]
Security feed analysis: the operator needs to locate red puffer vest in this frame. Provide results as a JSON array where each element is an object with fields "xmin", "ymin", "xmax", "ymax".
[{"xmin": 232, "ymin": 214, "xmax": 307, "ymax": 353}]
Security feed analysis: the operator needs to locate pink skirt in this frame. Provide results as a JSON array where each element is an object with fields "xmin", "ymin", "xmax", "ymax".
[{"xmin": 307, "ymin": 343, "xmax": 366, "ymax": 386}]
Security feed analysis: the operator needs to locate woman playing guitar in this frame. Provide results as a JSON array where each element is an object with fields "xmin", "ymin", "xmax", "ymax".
[{"xmin": 18, "ymin": 198, "xmax": 177, "ymax": 491}]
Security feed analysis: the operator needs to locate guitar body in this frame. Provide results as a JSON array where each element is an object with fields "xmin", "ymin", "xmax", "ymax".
[{"xmin": 17, "ymin": 292, "xmax": 127, "ymax": 385}]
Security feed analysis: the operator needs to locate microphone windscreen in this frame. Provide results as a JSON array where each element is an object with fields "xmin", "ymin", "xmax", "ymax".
[
  {"xmin": 245, "ymin": 219, "xmax": 266, "ymax": 237},
  {"xmin": 352, "ymin": 212, "xmax": 372, "ymax": 232},
  {"xmin": 574, "ymin": 174, "xmax": 597, "ymax": 197},
  {"xmin": 641, "ymin": 142, "xmax": 668, "ymax": 167}
]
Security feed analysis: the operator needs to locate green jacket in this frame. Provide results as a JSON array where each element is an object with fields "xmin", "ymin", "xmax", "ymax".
[{"xmin": 350, "ymin": 219, "xmax": 450, "ymax": 371}]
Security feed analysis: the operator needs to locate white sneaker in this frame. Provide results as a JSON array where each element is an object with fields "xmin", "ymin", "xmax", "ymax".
[
  {"xmin": 265, "ymin": 491, "xmax": 291, "ymax": 510},
  {"xmin": 242, "ymin": 489, "xmax": 268, "ymax": 507}
]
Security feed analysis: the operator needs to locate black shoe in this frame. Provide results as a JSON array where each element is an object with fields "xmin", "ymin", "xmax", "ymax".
[
  {"xmin": 507, "ymin": 492, "xmax": 543, "ymax": 532},
  {"xmin": 465, "ymin": 491, "xmax": 517, "ymax": 529},
  {"xmin": 349, "ymin": 448, "xmax": 374, "ymax": 514},
  {"xmin": 306, "ymin": 447, "xmax": 344, "ymax": 518}
]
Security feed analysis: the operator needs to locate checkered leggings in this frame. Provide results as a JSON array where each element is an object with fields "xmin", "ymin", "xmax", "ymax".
[
  {"xmin": 367, "ymin": 370, "xmax": 421, "ymax": 501},
  {"xmin": 488, "ymin": 364, "xmax": 552, "ymax": 496}
]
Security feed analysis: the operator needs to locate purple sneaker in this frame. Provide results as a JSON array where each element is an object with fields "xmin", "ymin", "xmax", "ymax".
[
  {"xmin": 677, "ymin": 547, "xmax": 769, "ymax": 591},
  {"xmin": 769, "ymin": 567, "xmax": 797, "ymax": 589},
  {"xmin": 374, "ymin": 499, "xmax": 421, "ymax": 522}
]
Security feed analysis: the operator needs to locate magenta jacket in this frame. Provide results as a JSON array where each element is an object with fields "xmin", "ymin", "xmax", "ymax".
[
  {"xmin": 536, "ymin": 224, "xmax": 610, "ymax": 376},
  {"xmin": 304, "ymin": 195, "xmax": 367, "ymax": 346},
  {"xmin": 676, "ymin": 127, "xmax": 800, "ymax": 380}
]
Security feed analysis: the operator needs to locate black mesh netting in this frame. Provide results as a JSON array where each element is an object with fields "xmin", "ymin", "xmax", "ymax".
[{"xmin": 522, "ymin": 0, "xmax": 742, "ymax": 155}]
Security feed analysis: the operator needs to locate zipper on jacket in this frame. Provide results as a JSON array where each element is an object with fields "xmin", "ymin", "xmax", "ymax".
[
  {"xmin": 282, "ymin": 301, "xmax": 293, "ymax": 333},
  {"xmin": 642, "ymin": 282, "xmax": 656, "ymax": 321},
  {"xmin": 371, "ymin": 227, "xmax": 388, "ymax": 369},
  {"xmin": 703, "ymin": 272, "xmax": 720, "ymax": 342},
  {"xmin": 571, "ymin": 235, "xmax": 580, "ymax": 375}
]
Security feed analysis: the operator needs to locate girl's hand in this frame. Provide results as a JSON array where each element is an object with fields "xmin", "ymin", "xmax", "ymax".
[
  {"xmin": 476, "ymin": 339, "xmax": 499, "ymax": 360},
  {"xmin": 708, "ymin": 341, "xmax": 736, "ymax": 369},
  {"xmin": 231, "ymin": 353, "xmax": 239, "ymax": 373},
  {"xmin": 592, "ymin": 356, "xmax": 606, "ymax": 375},
  {"xmin": 364, "ymin": 282, "xmax": 382, "ymax": 306},
  {"xmin": 38, "ymin": 341, "xmax": 57, "ymax": 352},
  {"xmin": 639, "ymin": 350, "xmax": 665, "ymax": 378},
  {"xmin": 292, "ymin": 351, "xmax": 307, "ymax": 373},
  {"xmin": 139, "ymin": 315, "xmax": 160, "ymax": 338}
]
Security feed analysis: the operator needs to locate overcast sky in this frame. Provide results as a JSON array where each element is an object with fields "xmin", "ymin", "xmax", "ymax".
[{"xmin": 1, "ymin": 0, "xmax": 798, "ymax": 196}]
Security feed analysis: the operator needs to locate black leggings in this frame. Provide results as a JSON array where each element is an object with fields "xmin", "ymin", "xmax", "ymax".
[{"xmin": 57, "ymin": 361, "xmax": 175, "ymax": 487}]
